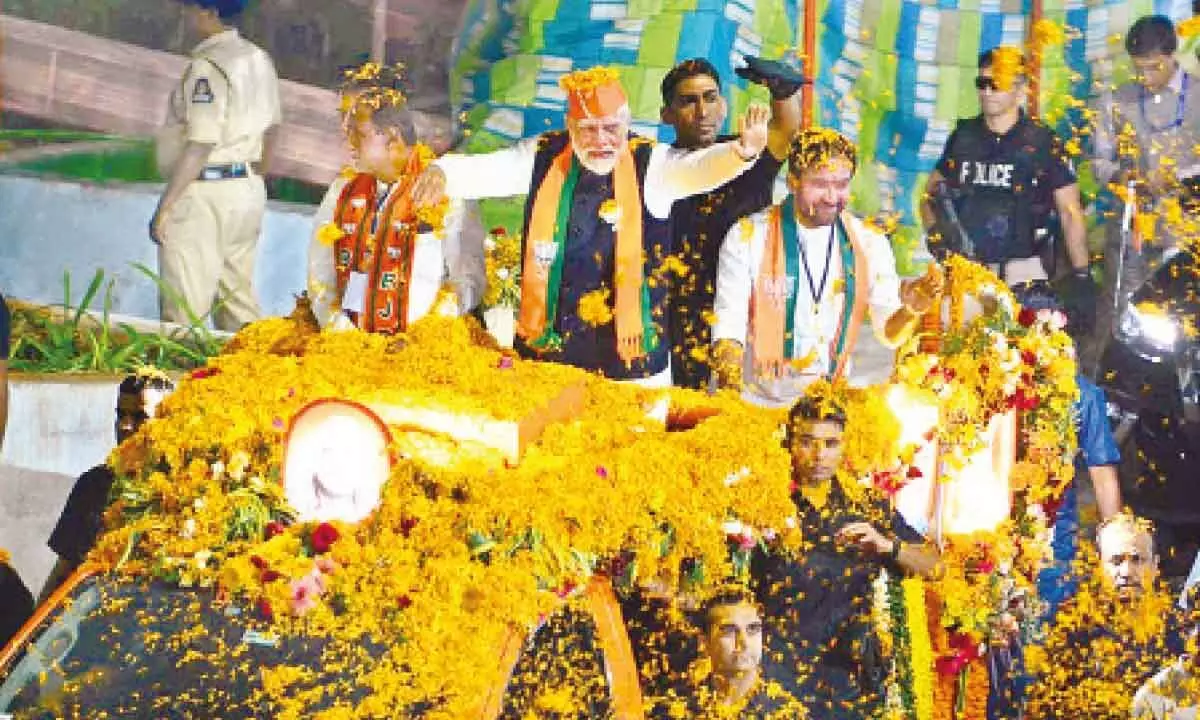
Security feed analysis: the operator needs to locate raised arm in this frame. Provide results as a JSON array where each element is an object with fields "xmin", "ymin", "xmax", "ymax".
[
  {"xmin": 646, "ymin": 104, "xmax": 771, "ymax": 211},
  {"xmin": 414, "ymin": 138, "xmax": 539, "ymax": 205}
]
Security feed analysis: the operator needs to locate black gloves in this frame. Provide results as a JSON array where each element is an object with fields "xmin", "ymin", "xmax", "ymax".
[
  {"xmin": 1058, "ymin": 269, "xmax": 1098, "ymax": 336},
  {"xmin": 736, "ymin": 55, "xmax": 807, "ymax": 100}
]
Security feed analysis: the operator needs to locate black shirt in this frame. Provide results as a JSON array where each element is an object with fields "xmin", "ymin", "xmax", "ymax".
[
  {"xmin": 48, "ymin": 464, "xmax": 118, "ymax": 567},
  {"xmin": 0, "ymin": 561, "xmax": 33, "ymax": 649},
  {"xmin": 668, "ymin": 141, "xmax": 783, "ymax": 388},
  {"xmin": 752, "ymin": 482, "xmax": 923, "ymax": 720},
  {"xmin": 935, "ymin": 113, "xmax": 1075, "ymax": 263}
]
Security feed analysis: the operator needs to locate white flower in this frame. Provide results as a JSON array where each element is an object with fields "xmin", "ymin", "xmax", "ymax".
[
  {"xmin": 496, "ymin": 268, "xmax": 511, "ymax": 281},
  {"xmin": 721, "ymin": 519, "xmax": 746, "ymax": 536},
  {"xmin": 182, "ymin": 518, "xmax": 196, "ymax": 539},
  {"xmin": 194, "ymin": 550, "xmax": 212, "ymax": 569},
  {"xmin": 1037, "ymin": 308, "xmax": 1068, "ymax": 331},
  {"xmin": 193, "ymin": 497, "xmax": 206, "ymax": 510},
  {"xmin": 211, "ymin": 461, "xmax": 225, "ymax": 479},
  {"xmin": 484, "ymin": 237, "xmax": 496, "ymax": 251}
]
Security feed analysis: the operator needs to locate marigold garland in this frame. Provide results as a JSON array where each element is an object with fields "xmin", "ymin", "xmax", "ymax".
[
  {"xmin": 558, "ymin": 65, "xmax": 622, "ymax": 93},
  {"xmin": 88, "ymin": 313, "xmax": 799, "ymax": 718}
]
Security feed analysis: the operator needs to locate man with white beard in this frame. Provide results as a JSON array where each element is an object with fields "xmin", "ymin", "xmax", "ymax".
[{"xmin": 412, "ymin": 66, "xmax": 768, "ymax": 385}]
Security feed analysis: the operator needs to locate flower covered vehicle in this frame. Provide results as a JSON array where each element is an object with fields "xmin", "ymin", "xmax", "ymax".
[{"xmin": 0, "ymin": 258, "xmax": 1081, "ymax": 718}]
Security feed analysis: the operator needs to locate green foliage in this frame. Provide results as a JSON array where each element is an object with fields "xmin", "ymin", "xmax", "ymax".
[{"xmin": 8, "ymin": 266, "xmax": 226, "ymax": 374}]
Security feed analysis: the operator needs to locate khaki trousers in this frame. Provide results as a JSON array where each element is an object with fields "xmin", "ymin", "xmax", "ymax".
[{"xmin": 158, "ymin": 175, "xmax": 266, "ymax": 331}]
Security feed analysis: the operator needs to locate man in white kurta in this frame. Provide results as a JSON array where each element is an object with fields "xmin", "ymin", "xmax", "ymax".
[
  {"xmin": 411, "ymin": 67, "xmax": 769, "ymax": 386},
  {"xmin": 307, "ymin": 179, "xmax": 484, "ymax": 330},
  {"xmin": 712, "ymin": 128, "xmax": 942, "ymax": 406},
  {"xmin": 306, "ymin": 92, "xmax": 484, "ymax": 332}
]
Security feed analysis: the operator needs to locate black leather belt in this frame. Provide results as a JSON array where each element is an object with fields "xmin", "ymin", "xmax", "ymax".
[{"xmin": 198, "ymin": 162, "xmax": 250, "ymax": 181}]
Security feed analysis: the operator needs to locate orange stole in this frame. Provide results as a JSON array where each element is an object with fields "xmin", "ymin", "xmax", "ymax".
[
  {"xmin": 752, "ymin": 209, "xmax": 871, "ymax": 381},
  {"xmin": 332, "ymin": 162, "xmax": 424, "ymax": 334}
]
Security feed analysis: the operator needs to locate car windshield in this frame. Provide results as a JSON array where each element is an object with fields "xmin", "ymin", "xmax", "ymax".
[{"xmin": 0, "ymin": 576, "xmax": 396, "ymax": 718}]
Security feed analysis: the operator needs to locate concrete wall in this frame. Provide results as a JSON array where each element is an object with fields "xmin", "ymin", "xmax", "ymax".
[
  {"xmin": 0, "ymin": 172, "xmax": 316, "ymax": 320},
  {"xmin": 0, "ymin": 464, "xmax": 74, "ymax": 601}
]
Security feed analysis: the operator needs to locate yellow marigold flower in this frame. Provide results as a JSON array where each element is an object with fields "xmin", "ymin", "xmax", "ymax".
[
  {"xmin": 1180, "ymin": 16, "xmax": 1200, "ymax": 39},
  {"xmin": 316, "ymin": 223, "xmax": 345, "ymax": 248},
  {"xmin": 598, "ymin": 198, "xmax": 621, "ymax": 226},
  {"xmin": 989, "ymin": 46, "xmax": 1025, "ymax": 91},
  {"xmin": 0, "ymin": 548, "xmax": 10, "ymax": 566},
  {"xmin": 1032, "ymin": 18, "xmax": 1067, "ymax": 48},
  {"xmin": 558, "ymin": 65, "xmax": 621, "ymax": 93},
  {"xmin": 577, "ymin": 287, "xmax": 614, "ymax": 327}
]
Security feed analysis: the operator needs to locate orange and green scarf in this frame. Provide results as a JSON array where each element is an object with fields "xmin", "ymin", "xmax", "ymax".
[
  {"xmin": 750, "ymin": 202, "xmax": 869, "ymax": 381},
  {"xmin": 518, "ymin": 144, "xmax": 655, "ymax": 364}
]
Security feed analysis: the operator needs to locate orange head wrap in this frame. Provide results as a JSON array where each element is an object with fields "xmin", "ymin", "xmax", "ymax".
[{"xmin": 560, "ymin": 66, "xmax": 628, "ymax": 120}]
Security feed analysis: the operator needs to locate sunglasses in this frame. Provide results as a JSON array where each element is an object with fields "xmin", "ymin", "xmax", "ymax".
[{"xmin": 974, "ymin": 76, "xmax": 1001, "ymax": 92}]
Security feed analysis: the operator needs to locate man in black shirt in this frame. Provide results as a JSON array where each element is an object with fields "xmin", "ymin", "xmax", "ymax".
[
  {"xmin": 40, "ymin": 370, "xmax": 174, "ymax": 601},
  {"xmin": 921, "ymin": 47, "xmax": 1096, "ymax": 333},
  {"xmin": 663, "ymin": 57, "xmax": 803, "ymax": 388},
  {"xmin": 753, "ymin": 393, "xmax": 939, "ymax": 719}
]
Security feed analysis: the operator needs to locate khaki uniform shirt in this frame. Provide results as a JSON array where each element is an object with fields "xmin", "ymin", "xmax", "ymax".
[{"xmin": 157, "ymin": 29, "xmax": 282, "ymax": 172}]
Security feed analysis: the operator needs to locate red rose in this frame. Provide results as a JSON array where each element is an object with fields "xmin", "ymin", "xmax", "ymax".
[
  {"xmin": 311, "ymin": 522, "xmax": 340, "ymax": 554},
  {"xmin": 906, "ymin": 465, "xmax": 924, "ymax": 479},
  {"xmin": 1021, "ymin": 350, "xmax": 1038, "ymax": 366},
  {"xmin": 256, "ymin": 597, "xmax": 274, "ymax": 621},
  {"xmin": 1018, "ymin": 308, "xmax": 1037, "ymax": 327},
  {"xmin": 249, "ymin": 555, "xmax": 267, "ymax": 570},
  {"xmin": 261, "ymin": 569, "xmax": 282, "ymax": 583},
  {"xmin": 189, "ymin": 366, "xmax": 220, "ymax": 380},
  {"xmin": 265, "ymin": 521, "xmax": 285, "ymax": 539},
  {"xmin": 490, "ymin": 226, "xmax": 508, "ymax": 237},
  {"xmin": 397, "ymin": 594, "xmax": 413, "ymax": 610}
]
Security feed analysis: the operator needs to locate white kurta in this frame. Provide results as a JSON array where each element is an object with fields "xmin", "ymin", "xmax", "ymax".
[
  {"xmin": 432, "ymin": 135, "xmax": 761, "ymax": 387},
  {"xmin": 432, "ymin": 137, "xmax": 759, "ymax": 220},
  {"xmin": 712, "ymin": 209, "xmax": 903, "ymax": 407},
  {"xmin": 306, "ymin": 176, "xmax": 486, "ymax": 330}
]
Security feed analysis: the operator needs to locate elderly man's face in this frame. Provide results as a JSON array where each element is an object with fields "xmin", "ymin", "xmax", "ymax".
[
  {"xmin": 1098, "ymin": 522, "xmax": 1157, "ymax": 600},
  {"xmin": 568, "ymin": 114, "xmax": 629, "ymax": 175}
]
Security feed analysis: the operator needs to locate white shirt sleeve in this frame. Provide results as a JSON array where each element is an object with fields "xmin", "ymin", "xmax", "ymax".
[
  {"xmin": 643, "ymin": 142, "xmax": 759, "ymax": 218},
  {"xmin": 856, "ymin": 219, "xmax": 904, "ymax": 341},
  {"xmin": 712, "ymin": 215, "xmax": 763, "ymax": 345},
  {"xmin": 442, "ymin": 199, "xmax": 487, "ymax": 314},
  {"xmin": 433, "ymin": 137, "xmax": 538, "ymax": 200},
  {"xmin": 307, "ymin": 177, "xmax": 349, "ymax": 329}
]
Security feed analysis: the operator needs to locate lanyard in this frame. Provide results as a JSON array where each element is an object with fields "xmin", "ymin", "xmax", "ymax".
[
  {"xmin": 796, "ymin": 223, "xmax": 836, "ymax": 308},
  {"xmin": 370, "ymin": 182, "xmax": 394, "ymax": 234},
  {"xmin": 1139, "ymin": 73, "xmax": 1189, "ymax": 133}
]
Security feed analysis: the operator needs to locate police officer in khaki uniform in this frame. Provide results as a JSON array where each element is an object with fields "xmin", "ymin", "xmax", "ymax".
[{"xmin": 151, "ymin": 0, "xmax": 282, "ymax": 331}]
